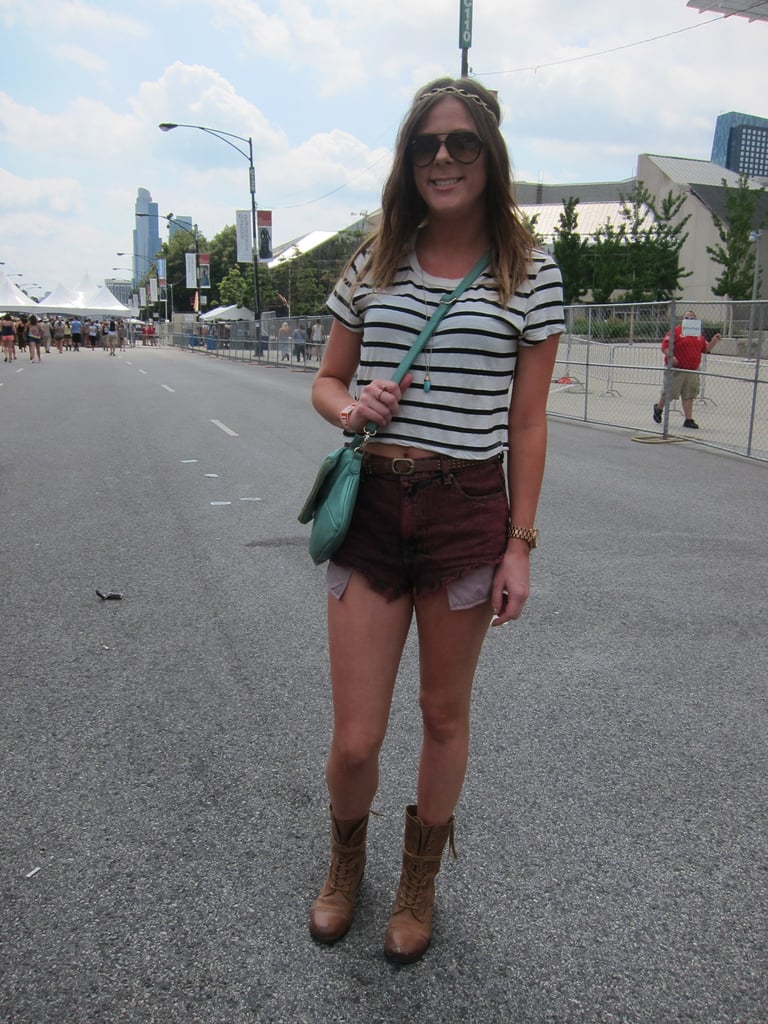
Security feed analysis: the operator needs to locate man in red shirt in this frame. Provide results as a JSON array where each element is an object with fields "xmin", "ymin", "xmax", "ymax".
[{"xmin": 652, "ymin": 310, "xmax": 721, "ymax": 429}]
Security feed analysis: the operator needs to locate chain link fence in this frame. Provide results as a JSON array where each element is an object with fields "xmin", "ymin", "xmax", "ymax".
[
  {"xmin": 550, "ymin": 299, "xmax": 768, "ymax": 462},
  {"xmin": 169, "ymin": 299, "xmax": 768, "ymax": 463}
]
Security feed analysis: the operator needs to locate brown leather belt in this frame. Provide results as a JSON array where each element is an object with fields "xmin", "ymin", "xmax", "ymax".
[{"xmin": 362, "ymin": 452, "xmax": 501, "ymax": 476}]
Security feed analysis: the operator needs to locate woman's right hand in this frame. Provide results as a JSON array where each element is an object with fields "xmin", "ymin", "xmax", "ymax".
[{"xmin": 351, "ymin": 373, "xmax": 413, "ymax": 430}]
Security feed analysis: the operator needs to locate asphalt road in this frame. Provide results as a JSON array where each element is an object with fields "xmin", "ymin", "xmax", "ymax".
[{"xmin": 1, "ymin": 346, "xmax": 766, "ymax": 1024}]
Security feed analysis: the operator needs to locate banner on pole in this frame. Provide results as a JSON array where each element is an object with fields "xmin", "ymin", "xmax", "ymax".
[
  {"xmin": 149, "ymin": 277, "xmax": 158, "ymax": 303},
  {"xmin": 257, "ymin": 210, "xmax": 273, "ymax": 263},
  {"xmin": 139, "ymin": 286, "xmax": 147, "ymax": 307},
  {"xmin": 185, "ymin": 252, "xmax": 197, "ymax": 289},
  {"xmin": 198, "ymin": 253, "xmax": 211, "ymax": 289},
  {"xmin": 236, "ymin": 210, "xmax": 252, "ymax": 264},
  {"xmin": 156, "ymin": 258, "xmax": 167, "ymax": 287}
]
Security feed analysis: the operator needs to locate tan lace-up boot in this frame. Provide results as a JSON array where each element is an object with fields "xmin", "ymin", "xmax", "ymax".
[
  {"xmin": 309, "ymin": 808, "xmax": 368, "ymax": 944},
  {"xmin": 384, "ymin": 804, "xmax": 456, "ymax": 964}
]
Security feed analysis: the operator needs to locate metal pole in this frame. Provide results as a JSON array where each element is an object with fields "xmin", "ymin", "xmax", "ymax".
[
  {"xmin": 249, "ymin": 137, "xmax": 261, "ymax": 325},
  {"xmin": 662, "ymin": 300, "xmax": 676, "ymax": 436}
]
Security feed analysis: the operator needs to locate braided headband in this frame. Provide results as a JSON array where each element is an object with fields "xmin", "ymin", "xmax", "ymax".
[{"xmin": 415, "ymin": 85, "xmax": 499, "ymax": 123}]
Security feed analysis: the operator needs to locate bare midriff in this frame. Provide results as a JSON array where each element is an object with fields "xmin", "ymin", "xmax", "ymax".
[{"xmin": 364, "ymin": 442, "xmax": 440, "ymax": 460}]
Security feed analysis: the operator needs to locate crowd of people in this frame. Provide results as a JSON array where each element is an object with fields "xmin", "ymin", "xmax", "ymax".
[{"xmin": 1, "ymin": 314, "xmax": 158, "ymax": 362}]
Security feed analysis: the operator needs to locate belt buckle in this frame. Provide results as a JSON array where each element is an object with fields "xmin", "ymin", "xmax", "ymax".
[{"xmin": 391, "ymin": 457, "xmax": 416, "ymax": 475}]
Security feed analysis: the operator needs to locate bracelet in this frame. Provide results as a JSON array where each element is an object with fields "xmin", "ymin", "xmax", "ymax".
[{"xmin": 508, "ymin": 525, "xmax": 538, "ymax": 550}]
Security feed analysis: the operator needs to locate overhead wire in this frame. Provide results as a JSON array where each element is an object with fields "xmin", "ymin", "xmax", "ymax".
[{"xmin": 271, "ymin": 4, "xmax": 762, "ymax": 211}]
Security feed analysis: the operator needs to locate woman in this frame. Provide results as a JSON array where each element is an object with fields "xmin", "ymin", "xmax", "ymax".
[
  {"xmin": 308, "ymin": 77, "xmax": 564, "ymax": 963},
  {"xmin": 25, "ymin": 315, "xmax": 43, "ymax": 362},
  {"xmin": 1, "ymin": 313, "xmax": 16, "ymax": 362}
]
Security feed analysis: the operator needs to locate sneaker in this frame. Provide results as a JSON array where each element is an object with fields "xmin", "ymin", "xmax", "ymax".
[
  {"xmin": 683, "ymin": 418, "xmax": 699, "ymax": 429},
  {"xmin": 652, "ymin": 404, "xmax": 662, "ymax": 424}
]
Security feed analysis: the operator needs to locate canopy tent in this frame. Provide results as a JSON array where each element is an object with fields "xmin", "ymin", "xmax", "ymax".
[
  {"xmin": 0, "ymin": 270, "xmax": 40, "ymax": 314},
  {"xmin": 37, "ymin": 281, "xmax": 131, "ymax": 317},
  {"xmin": 198, "ymin": 304, "xmax": 255, "ymax": 322}
]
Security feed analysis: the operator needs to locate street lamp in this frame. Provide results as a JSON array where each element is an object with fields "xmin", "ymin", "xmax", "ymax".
[{"xmin": 158, "ymin": 121, "xmax": 260, "ymax": 320}]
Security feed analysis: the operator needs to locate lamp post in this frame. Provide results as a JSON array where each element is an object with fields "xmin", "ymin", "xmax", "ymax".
[
  {"xmin": 117, "ymin": 250, "xmax": 158, "ymax": 319},
  {"xmin": 158, "ymin": 121, "xmax": 260, "ymax": 321}
]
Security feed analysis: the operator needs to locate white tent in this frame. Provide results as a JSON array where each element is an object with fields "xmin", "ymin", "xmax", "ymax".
[
  {"xmin": 0, "ymin": 270, "xmax": 40, "ymax": 314},
  {"xmin": 198, "ymin": 304, "xmax": 254, "ymax": 322},
  {"xmin": 37, "ymin": 281, "xmax": 130, "ymax": 317}
]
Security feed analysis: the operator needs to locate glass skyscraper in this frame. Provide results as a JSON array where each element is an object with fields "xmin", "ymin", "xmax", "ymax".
[
  {"xmin": 133, "ymin": 188, "xmax": 162, "ymax": 286},
  {"xmin": 711, "ymin": 112, "xmax": 768, "ymax": 177}
]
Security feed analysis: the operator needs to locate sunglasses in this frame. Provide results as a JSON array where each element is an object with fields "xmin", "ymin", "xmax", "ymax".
[{"xmin": 409, "ymin": 131, "xmax": 485, "ymax": 167}]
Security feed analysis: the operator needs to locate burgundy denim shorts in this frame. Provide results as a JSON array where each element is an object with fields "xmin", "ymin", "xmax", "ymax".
[{"xmin": 329, "ymin": 453, "xmax": 509, "ymax": 603}]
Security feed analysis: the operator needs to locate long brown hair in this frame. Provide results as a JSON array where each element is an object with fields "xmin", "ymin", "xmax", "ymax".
[{"xmin": 355, "ymin": 77, "xmax": 534, "ymax": 307}]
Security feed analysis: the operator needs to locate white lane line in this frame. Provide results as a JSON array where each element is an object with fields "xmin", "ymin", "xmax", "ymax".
[
  {"xmin": 181, "ymin": 459, "xmax": 198, "ymax": 464},
  {"xmin": 210, "ymin": 501, "xmax": 232, "ymax": 506},
  {"xmin": 161, "ymin": 384, "xmax": 175, "ymax": 392},
  {"xmin": 205, "ymin": 473, "xmax": 219, "ymax": 478},
  {"xmin": 210, "ymin": 419, "xmax": 239, "ymax": 437},
  {"xmin": 138, "ymin": 369, "xmax": 148, "ymax": 375},
  {"xmin": 240, "ymin": 497, "xmax": 262, "ymax": 502}
]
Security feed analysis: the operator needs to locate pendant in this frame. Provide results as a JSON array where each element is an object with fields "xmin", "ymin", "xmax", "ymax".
[{"xmin": 423, "ymin": 375, "xmax": 431, "ymax": 393}]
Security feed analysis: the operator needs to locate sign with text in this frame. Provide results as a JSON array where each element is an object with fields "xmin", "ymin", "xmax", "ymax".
[
  {"xmin": 236, "ymin": 210, "xmax": 252, "ymax": 264},
  {"xmin": 185, "ymin": 252, "xmax": 197, "ymax": 289},
  {"xmin": 459, "ymin": 0, "xmax": 473, "ymax": 49}
]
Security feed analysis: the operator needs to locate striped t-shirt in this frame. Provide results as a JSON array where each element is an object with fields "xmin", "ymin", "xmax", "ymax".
[{"xmin": 326, "ymin": 246, "xmax": 565, "ymax": 459}]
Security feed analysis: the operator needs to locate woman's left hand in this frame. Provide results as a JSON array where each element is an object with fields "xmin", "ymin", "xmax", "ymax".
[{"xmin": 490, "ymin": 547, "xmax": 531, "ymax": 626}]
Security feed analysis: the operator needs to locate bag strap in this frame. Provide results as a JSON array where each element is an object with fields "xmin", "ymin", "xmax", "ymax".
[{"xmin": 354, "ymin": 250, "xmax": 490, "ymax": 443}]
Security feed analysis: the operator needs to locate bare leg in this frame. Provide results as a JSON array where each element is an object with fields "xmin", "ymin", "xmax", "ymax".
[
  {"xmin": 413, "ymin": 589, "xmax": 492, "ymax": 824},
  {"xmin": 325, "ymin": 572, "xmax": 413, "ymax": 821}
]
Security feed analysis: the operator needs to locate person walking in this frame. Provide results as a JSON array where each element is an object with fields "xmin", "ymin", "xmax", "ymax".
[
  {"xmin": 25, "ymin": 315, "xmax": 44, "ymax": 362},
  {"xmin": 2, "ymin": 313, "xmax": 17, "ymax": 362},
  {"xmin": 652, "ymin": 310, "xmax": 721, "ymax": 429},
  {"xmin": 308, "ymin": 77, "xmax": 564, "ymax": 963}
]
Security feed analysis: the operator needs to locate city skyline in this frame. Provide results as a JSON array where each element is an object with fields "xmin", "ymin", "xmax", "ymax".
[{"xmin": 1, "ymin": 0, "xmax": 767, "ymax": 293}]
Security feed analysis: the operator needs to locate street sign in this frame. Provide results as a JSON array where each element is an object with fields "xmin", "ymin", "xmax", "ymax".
[{"xmin": 459, "ymin": 0, "xmax": 473, "ymax": 49}]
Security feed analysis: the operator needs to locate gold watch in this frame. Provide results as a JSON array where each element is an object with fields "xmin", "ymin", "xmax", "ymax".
[{"xmin": 508, "ymin": 526, "xmax": 538, "ymax": 550}]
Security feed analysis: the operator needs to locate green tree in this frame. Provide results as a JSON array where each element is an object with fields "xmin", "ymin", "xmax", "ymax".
[
  {"xmin": 588, "ymin": 220, "xmax": 627, "ymax": 304},
  {"xmin": 619, "ymin": 181, "xmax": 690, "ymax": 302},
  {"xmin": 218, "ymin": 265, "xmax": 249, "ymax": 307},
  {"xmin": 706, "ymin": 173, "xmax": 767, "ymax": 300},
  {"xmin": 552, "ymin": 197, "xmax": 590, "ymax": 305}
]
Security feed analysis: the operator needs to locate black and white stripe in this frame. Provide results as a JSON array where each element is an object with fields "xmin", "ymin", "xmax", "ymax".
[{"xmin": 327, "ymin": 247, "xmax": 564, "ymax": 458}]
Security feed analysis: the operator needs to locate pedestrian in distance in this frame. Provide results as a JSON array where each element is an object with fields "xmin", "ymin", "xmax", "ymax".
[
  {"xmin": 308, "ymin": 76, "xmax": 565, "ymax": 964},
  {"xmin": 653, "ymin": 309, "xmax": 721, "ymax": 429},
  {"xmin": 1, "ymin": 312, "xmax": 16, "ymax": 362},
  {"xmin": 25, "ymin": 315, "xmax": 43, "ymax": 362}
]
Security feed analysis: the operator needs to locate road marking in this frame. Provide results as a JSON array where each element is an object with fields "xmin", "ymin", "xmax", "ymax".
[
  {"xmin": 240, "ymin": 497, "xmax": 262, "ymax": 502},
  {"xmin": 205, "ymin": 473, "xmax": 219, "ymax": 478},
  {"xmin": 210, "ymin": 501, "xmax": 232, "ymax": 506},
  {"xmin": 138, "ymin": 368, "xmax": 148, "ymax": 375},
  {"xmin": 210, "ymin": 419, "xmax": 238, "ymax": 437},
  {"xmin": 161, "ymin": 384, "xmax": 175, "ymax": 393},
  {"xmin": 181, "ymin": 459, "xmax": 198, "ymax": 464}
]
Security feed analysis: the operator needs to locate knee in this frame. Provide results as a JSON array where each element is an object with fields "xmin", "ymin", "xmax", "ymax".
[
  {"xmin": 419, "ymin": 694, "xmax": 467, "ymax": 746},
  {"xmin": 330, "ymin": 731, "xmax": 382, "ymax": 775}
]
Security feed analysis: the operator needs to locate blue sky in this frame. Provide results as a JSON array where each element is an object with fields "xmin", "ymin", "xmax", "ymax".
[{"xmin": 1, "ymin": 0, "xmax": 766, "ymax": 295}]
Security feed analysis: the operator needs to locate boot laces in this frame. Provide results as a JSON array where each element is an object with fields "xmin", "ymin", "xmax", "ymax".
[
  {"xmin": 395, "ymin": 856, "xmax": 439, "ymax": 915},
  {"xmin": 325, "ymin": 850, "xmax": 363, "ymax": 894}
]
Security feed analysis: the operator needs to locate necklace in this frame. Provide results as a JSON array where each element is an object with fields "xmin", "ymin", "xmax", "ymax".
[{"xmin": 421, "ymin": 269, "xmax": 433, "ymax": 393}]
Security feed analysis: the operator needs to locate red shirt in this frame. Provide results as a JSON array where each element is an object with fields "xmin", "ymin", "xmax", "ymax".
[{"xmin": 661, "ymin": 324, "xmax": 707, "ymax": 370}]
